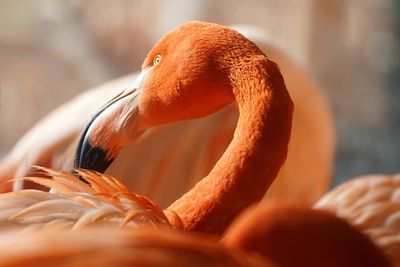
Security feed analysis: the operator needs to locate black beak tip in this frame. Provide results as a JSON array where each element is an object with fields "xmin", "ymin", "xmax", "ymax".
[{"xmin": 74, "ymin": 141, "xmax": 115, "ymax": 174}]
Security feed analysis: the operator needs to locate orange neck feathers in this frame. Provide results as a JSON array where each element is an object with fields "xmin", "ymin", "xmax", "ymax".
[{"xmin": 168, "ymin": 55, "xmax": 293, "ymax": 234}]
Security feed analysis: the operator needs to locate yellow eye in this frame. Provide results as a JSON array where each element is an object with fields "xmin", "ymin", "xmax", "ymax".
[{"xmin": 153, "ymin": 55, "xmax": 161, "ymax": 65}]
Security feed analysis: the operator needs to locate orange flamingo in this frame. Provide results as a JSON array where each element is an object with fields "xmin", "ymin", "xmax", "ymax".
[
  {"xmin": 314, "ymin": 174, "xmax": 400, "ymax": 266},
  {"xmin": 0, "ymin": 25, "xmax": 334, "ymax": 205},
  {"xmin": 72, "ymin": 21, "xmax": 293, "ymax": 234},
  {"xmin": 0, "ymin": 200, "xmax": 389, "ymax": 267},
  {"xmin": 1, "ymin": 21, "xmax": 293, "ymax": 235}
]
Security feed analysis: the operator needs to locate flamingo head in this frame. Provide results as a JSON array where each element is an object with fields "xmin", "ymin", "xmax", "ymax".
[{"xmin": 74, "ymin": 21, "xmax": 265, "ymax": 173}]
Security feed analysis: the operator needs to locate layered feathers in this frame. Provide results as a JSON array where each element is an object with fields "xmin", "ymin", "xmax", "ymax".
[
  {"xmin": 315, "ymin": 174, "xmax": 400, "ymax": 266},
  {"xmin": 0, "ymin": 167, "xmax": 173, "ymax": 231}
]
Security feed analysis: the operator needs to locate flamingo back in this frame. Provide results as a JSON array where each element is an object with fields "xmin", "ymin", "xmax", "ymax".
[{"xmin": 315, "ymin": 174, "xmax": 400, "ymax": 266}]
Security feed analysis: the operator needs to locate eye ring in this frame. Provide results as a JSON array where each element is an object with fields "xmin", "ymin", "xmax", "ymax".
[{"xmin": 153, "ymin": 55, "xmax": 161, "ymax": 66}]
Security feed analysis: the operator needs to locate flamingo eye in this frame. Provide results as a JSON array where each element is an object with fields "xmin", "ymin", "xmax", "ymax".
[{"xmin": 153, "ymin": 55, "xmax": 161, "ymax": 66}]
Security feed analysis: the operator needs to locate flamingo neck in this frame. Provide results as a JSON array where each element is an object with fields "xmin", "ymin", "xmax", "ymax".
[{"xmin": 168, "ymin": 57, "xmax": 293, "ymax": 234}]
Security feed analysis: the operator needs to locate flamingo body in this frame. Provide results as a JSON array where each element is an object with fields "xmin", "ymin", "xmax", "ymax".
[
  {"xmin": 315, "ymin": 174, "xmax": 400, "ymax": 266},
  {"xmin": 0, "ymin": 200, "xmax": 390, "ymax": 267}
]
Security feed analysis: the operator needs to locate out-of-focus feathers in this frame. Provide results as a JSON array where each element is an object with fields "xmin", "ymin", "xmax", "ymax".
[
  {"xmin": 0, "ymin": 228, "xmax": 275, "ymax": 267},
  {"xmin": 315, "ymin": 174, "xmax": 400, "ymax": 266}
]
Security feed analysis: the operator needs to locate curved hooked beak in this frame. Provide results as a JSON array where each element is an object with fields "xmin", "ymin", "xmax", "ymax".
[{"xmin": 74, "ymin": 70, "xmax": 150, "ymax": 173}]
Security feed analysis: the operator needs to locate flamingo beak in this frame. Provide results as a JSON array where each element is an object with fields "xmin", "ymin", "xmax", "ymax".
[{"xmin": 74, "ymin": 71, "xmax": 149, "ymax": 173}]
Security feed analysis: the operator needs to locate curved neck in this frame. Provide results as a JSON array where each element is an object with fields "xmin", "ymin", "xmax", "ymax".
[{"xmin": 168, "ymin": 57, "xmax": 293, "ymax": 234}]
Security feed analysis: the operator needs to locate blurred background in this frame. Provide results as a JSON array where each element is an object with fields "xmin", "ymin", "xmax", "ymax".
[{"xmin": 0, "ymin": 0, "xmax": 399, "ymax": 185}]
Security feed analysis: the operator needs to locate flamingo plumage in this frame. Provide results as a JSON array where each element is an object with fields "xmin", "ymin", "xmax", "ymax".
[
  {"xmin": 0, "ymin": 167, "xmax": 177, "ymax": 231},
  {"xmin": 315, "ymin": 174, "xmax": 400, "ymax": 266},
  {"xmin": 0, "ymin": 228, "xmax": 275, "ymax": 267},
  {"xmin": 0, "ymin": 199, "xmax": 390, "ymax": 267},
  {"xmin": 0, "ymin": 25, "xmax": 333, "ymax": 206},
  {"xmin": 0, "ymin": 171, "xmax": 274, "ymax": 267},
  {"xmin": 223, "ymin": 202, "xmax": 391, "ymax": 267}
]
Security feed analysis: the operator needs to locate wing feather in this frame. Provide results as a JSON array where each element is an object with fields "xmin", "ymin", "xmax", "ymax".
[{"xmin": 0, "ymin": 167, "xmax": 171, "ymax": 230}]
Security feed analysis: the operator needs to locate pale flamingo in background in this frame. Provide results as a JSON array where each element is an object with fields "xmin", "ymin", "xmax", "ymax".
[
  {"xmin": 0, "ymin": 25, "xmax": 334, "ymax": 206},
  {"xmin": 0, "ymin": 77, "xmax": 128, "ymax": 191},
  {"xmin": 0, "ymin": 199, "xmax": 389, "ymax": 267},
  {"xmin": 315, "ymin": 174, "xmax": 400, "ymax": 266}
]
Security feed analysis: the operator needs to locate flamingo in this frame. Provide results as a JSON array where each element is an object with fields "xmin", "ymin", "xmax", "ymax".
[
  {"xmin": 1, "ymin": 21, "xmax": 293, "ymax": 235},
  {"xmin": 72, "ymin": 21, "xmax": 294, "ymax": 234},
  {"xmin": 0, "ymin": 25, "xmax": 334, "ymax": 205},
  {"xmin": 0, "ymin": 200, "xmax": 390, "ymax": 267},
  {"xmin": 314, "ymin": 174, "xmax": 400, "ymax": 266}
]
